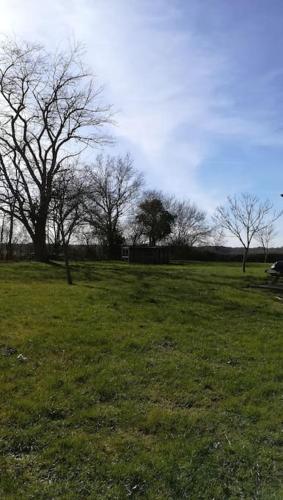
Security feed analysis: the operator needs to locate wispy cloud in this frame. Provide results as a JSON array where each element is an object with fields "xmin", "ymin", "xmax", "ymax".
[{"xmin": 1, "ymin": 0, "xmax": 283, "ymax": 220}]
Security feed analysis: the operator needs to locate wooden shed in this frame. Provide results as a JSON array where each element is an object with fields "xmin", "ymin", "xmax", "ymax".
[{"xmin": 122, "ymin": 246, "xmax": 170, "ymax": 264}]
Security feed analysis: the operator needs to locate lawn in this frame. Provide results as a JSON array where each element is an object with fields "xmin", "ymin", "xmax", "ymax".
[{"xmin": 0, "ymin": 261, "xmax": 282, "ymax": 499}]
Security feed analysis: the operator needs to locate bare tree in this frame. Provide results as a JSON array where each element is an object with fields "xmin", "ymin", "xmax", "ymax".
[
  {"xmin": 0, "ymin": 212, "xmax": 29, "ymax": 260},
  {"xmin": 208, "ymin": 224, "xmax": 226, "ymax": 247},
  {"xmin": 50, "ymin": 167, "xmax": 85, "ymax": 284},
  {"xmin": 0, "ymin": 38, "xmax": 111, "ymax": 261},
  {"xmin": 255, "ymin": 225, "xmax": 277, "ymax": 263},
  {"xmin": 124, "ymin": 216, "xmax": 146, "ymax": 246},
  {"xmin": 0, "ymin": 212, "xmax": 12, "ymax": 259},
  {"xmin": 84, "ymin": 154, "xmax": 143, "ymax": 258},
  {"xmin": 213, "ymin": 193, "xmax": 282, "ymax": 272},
  {"xmin": 169, "ymin": 200, "xmax": 211, "ymax": 246}
]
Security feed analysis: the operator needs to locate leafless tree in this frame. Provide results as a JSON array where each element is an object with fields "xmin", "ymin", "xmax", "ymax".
[
  {"xmin": 0, "ymin": 212, "xmax": 29, "ymax": 259},
  {"xmin": 83, "ymin": 154, "xmax": 143, "ymax": 258},
  {"xmin": 213, "ymin": 193, "xmax": 282, "ymax": 272},
  {"xmin": 169, "ymin": 200, "xmax": 211, "ymax": 246},
  {"xmin": 50, "ymin": 167, "xmax": 85, "ymax": 284},
  {"xmin": 208, "ymin": 225, "xmax": 226, "ymax": 247},
  {"xmin": 0, "ymin": 212, "xmax": 13, "ymax": 259},
  {"xmin": 124, "ymin": 216, "xmax": 146, "ymax": 246},
  {"xmin": 255, "ymin": 224, "xmax": 277, "ymax": 263},
  {"xmin": 0, "ymin": 38, "xmax": 112, "ymax": 261}
]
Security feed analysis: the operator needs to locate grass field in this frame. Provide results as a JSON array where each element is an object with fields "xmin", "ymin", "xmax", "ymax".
[{"xmin": 0, "ymin": 261, "xmax": 282, "ymax": 499}]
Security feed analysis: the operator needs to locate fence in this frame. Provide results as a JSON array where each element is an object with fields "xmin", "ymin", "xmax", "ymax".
[{"xmin": 0, "ymin": 243, "xmax": 282, "ymax": 263}]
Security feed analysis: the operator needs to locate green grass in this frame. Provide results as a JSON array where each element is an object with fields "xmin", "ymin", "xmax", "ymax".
[{"xmin": 0, "ymin": 261, "xmax": 282, "ymax": 499}]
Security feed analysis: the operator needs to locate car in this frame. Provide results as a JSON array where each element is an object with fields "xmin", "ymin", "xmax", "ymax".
[{"xmin": 265, "ymin": 261, "xmax": 283, "ymax": 282}]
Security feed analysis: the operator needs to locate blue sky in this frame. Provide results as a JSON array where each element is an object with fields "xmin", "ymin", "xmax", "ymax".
[{"xmin": 1, "ymin": 0, "xmax": 283, "ymax": 243}]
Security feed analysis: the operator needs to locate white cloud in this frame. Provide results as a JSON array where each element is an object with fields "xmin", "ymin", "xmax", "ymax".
[
  {"xmin": 0, "ymin": 1, "xmax": 226, "ymax": 148},
  {"xmin": 0, "ymin": 0, "xmax": 282, "ymax": 219}
]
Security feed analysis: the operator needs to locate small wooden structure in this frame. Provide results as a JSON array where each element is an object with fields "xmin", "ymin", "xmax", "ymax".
[{"xmin": 122, "ymin": 246, "xmax": 170, "ymax": 264}]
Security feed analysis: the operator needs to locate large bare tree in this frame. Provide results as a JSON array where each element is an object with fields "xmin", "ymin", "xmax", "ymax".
[
  {"xmin": 0, "ymin": 38, "xmax": 111, "ymax": 261},
  {"xmin": 84, "ymin": 154, "xmax": 143, "ymax": 258},
  {"xmin": 214, "ymin": 193, "xmax": 281, "ymax": 272}
]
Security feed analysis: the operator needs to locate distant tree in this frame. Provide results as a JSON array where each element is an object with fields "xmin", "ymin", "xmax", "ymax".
[
  {"xmin": 0, "ymin": 38, "xmax": 111, "ymax": 262},
  {"xmin": 50, "ymin": 168, "xmax": 85, "ymax": 284},
  {"xmin": 0, "ymin": 199, "xmax": 15, "ymax": 259},
  {"xmin": 124, "ymin": 216, "xmax": 145, "ymax": 246},
  {"xmin": 209, "ymin": 225, "xmax": 226, "ymax": 247},
  {"xmin": 0, "ymin": 213, "xmax": 17, "ymax": 259},
  {"xmin": 84, "ymin": 154, "xmax": 143, "ymax": 258},
  {"xmin": 214, "ymin": 193, "xmax": 282, "ymax": 272},
  {"xmin": 255, "ymin": 225, "xmax": 277, "ymax": 263},
  {"xmin": 135, "ymin": 196, "xmax": 175, "ymax": 246},
  {"xmin": 170, "ymin": 200, "xmax": 211, "ymax": 246}
]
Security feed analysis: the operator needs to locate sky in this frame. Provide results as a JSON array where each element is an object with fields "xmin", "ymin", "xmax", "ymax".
[{"xmin": 1, "ymin": 0, "xmax": 283, "ymax": 244}]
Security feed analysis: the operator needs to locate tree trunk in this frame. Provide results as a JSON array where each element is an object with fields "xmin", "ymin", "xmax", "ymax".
[
  {"xmin": 107, "ymin": 229, "xmax": 121, "ymax": 260},
  {"xmin": 108, "ymin": 237, "xmax": 115, "ymax": 260},
  {"xmin": 33, "ymin": 224, "xmax": 49, "ymax": 262},
  {"xmin": 6, "ymin": 214, "xmax": 14, "ymax": 260},
  {"xmin": 149, "ymin": 235, "xmax": 156, "ymax": 246},
  {"xmin": 63, "ymin": 246, "xmax": 73, "ymax": 285},
  {"xmin": 62, "ymin": 239, "xmax": 72, "ymax": 285},
  {"xmin": 242, "ymin": 247, "xmax": 248, "ymax": 273},
  {"xmin": 0, "ymin": 214, "xmax": 5, "ymax": 260},
  {"xmin": 59, "ymin": 221, "xmax": 73, "ymax": 285}
]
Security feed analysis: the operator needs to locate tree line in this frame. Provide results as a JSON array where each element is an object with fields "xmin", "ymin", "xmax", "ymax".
[{"xmin": 0, "ymin": 39, "xmax": 281, "ymax": 280}]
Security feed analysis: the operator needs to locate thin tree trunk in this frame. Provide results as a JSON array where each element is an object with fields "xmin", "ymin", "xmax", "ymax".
[
  {"xmin": 6, "ymin": 214, "xmax": 14, "ymax": 260},
  {"xmin": 0, "ymin": 214, "xmax": 5, "ymax": 260},
  {"xmin": 61, "ymin": 229, "xmax": 73, "ymax": 285},
  {"xmin": 242, "ymin": 247, "xmax": 248, "ymax": 273},
  {"xmin": 63, "ymin": 243, "xmax": 73, "ymax": 285},
  {"xmin": 108, "ymin": 235, "xmax": 114, "ymax": 260}
]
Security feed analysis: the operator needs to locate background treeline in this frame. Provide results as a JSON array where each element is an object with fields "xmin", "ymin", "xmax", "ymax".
[
  {"xmin": 2, "ymin": 242, "xmax": 283, "ymax": 264},
  {"xmin": 0, "ymin": 39, "xmax": 281, "ymax": 279}
]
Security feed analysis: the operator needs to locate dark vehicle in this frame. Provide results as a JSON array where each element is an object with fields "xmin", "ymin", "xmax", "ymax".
[{"xmin": 266, "ymin": 261, "xmax": 283, "ymax": 282}]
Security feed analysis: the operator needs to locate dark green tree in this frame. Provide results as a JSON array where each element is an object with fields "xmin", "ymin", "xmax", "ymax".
[{"xmin": 136, "ymin": 197, "xmax": 175, "ymax": 246}]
